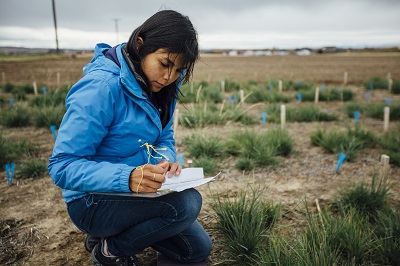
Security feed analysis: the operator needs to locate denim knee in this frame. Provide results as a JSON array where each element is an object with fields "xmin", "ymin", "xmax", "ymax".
[{"xmin": 177, "ymin": 189, "xmax": 203, "ymax": 221}]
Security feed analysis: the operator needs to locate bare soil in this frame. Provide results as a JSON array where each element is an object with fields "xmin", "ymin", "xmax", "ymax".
[{"xmin": 0, "ymin": 53, "xmax": 399, "ymax": 265}]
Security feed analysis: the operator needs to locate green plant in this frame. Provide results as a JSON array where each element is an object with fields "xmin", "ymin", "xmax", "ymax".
[
  {"xmin": 226, "ymin": 129, "xmax": 293, "ymax": 169},
  {"xmin": 179, "ymin": 102, "xmax": 256, "ymax": 128},
  {"xmin": 378, "ymin": 129, "xmax": 400, "ymax": 166},
  {"xmin": 261, "ymin": 128, "xmax": 294, "ymax": 156},
  {"xmin": 192, "ymin": 156, "xmax": 217, "ymax": 175},
  {"xmin": 264, "ymin": 105, "xmax": 337, "ymax": 123},
  {"xmin": 332, "ymin": 173, "xmax": 391, "ymax": 220},
  {"xmin": 373, "ymin": 209, "xmax": 400, "ymax": 265},
  {"xmin": 29, "ymin": 87, "xmax": 68, "ymax": 107},
  {"xmin": 364, "ymin": 76, "xmax": 388, "ymax": 90},
  {"xmin": 365, "ymin": 103, "xmax": 400, "ymax": 120},
  {"xmin": 211, "ymin": 185, "xmax": 280, "ymax": 265},
  {"xmin": 183, "ymin": 134, "xmax": 225, "ymax": 158},
  {"xmin": 32, "ymin": 104, "xmax": 65, "ymax": 128},
  {"xmin": 245, "ymin": 89, "xmax": 292, "ymax": 104},
  {"xmin": 0, "ymin": 133, "xmax": 37, "ymax": 167},
  {"xmin": 343, "ymin": 102, "xmax": 364, "ymax": 118},
  {"xmin": 299, "ymin": 88, "xmax": 354, "ymax": 102},
  {"xmin": 0, "ymin": 105, "xmax": 31, "ymax": 127},
  {"xmin": 3, "ymin": 82, "xmax": 15, "ymax": 93},
  {"xmin": 235, "ymin": 157, "xmax": 255, "ymax": 171},
  {"xmin": 391, "ymin": 80, "xmax": 400, "ymax": 94},
  {"xmin": 310, "ymin": 126, "xmax": 372, "ymax": 161},
  {"xmin": 286, "ymin": 106, "xmax": 337, "ymax": 122},
  {"xmin": 18, "ymin": 158, "xmax": 48, "ymax": 179}
]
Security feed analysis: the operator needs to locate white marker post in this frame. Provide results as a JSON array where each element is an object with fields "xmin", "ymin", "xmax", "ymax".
[
  {"xmin": 33, "ymin": 81, "xmax": 38, "ymax": 96},
  {"xmin": 239, "ymin": 89, "xmax": 245, "ymax": 104},
  {"xmin": 343, "ymin": 71, "xmax": 348, "ymax": 86},
  {"xmin": 280, "ymin": 104, "xmax": 286, "ymax": 130},
  {"xmin": 57, "ymin": 72, "xmax": 61, "ymax": 88},
  {"xmin": 173, "ymin": 109, "xmax": 179, "ymax": 138},
  {"xmin": 314, "ymin": 87, "xmax": 319, "ymax": 104},
  {"xmin": 221, "ymin": 80, "xmax": 225, "ymax": 94},
  {"xmin": 388, "ymin": 78, "xmax": 393, "ymax": 93},
  {"xmin": 384, "ymin": 106, "xmax": 390, "ymax": 132},
  {"xmin": 278, "ymin": 80, "xmax": 282, "ymax": 93},
  {"xmin": 380, "ymin": 154, "xmax": 390, "ymax": 178}
]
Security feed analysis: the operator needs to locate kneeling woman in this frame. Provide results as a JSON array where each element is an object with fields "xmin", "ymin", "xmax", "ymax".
[{"xmin": 48, "ymin": 10, "xmax": 212, "ymax": 266}]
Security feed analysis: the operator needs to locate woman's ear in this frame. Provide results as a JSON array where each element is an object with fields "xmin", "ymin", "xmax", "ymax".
[{"xmin": 136, "ymin": 37, "xmax": 144, "ymax": 50}]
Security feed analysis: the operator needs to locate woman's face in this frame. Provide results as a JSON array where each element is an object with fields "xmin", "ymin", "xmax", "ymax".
[{"xmin": 140, "ymin": 49, "xmax": 185, "ymax": 92}]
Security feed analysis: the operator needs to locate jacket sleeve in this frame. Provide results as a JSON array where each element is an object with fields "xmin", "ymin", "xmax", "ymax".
[
  {"xmin": 48, "ymin": 76, "xmax": 134, "ymax": 193},
  {"xmin": 151, "ymin": 113, "xmax": 176, "ymax": 164}
]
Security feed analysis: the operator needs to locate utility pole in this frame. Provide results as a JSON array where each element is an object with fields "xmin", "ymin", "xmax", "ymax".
[
  {"xmin": 114, "ymin": 18, "xmax": 120, "ymax": 44},
  {"xmin": 51, "ymin": 0, "xmax": 59, "ymax": 53}
]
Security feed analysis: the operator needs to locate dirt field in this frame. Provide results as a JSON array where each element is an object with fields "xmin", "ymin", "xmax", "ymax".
[{"xmin": 0, "ymin": 53, "xmax": 400, "ymax": 265}]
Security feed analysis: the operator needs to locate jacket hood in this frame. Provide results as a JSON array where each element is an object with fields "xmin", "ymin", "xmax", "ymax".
[{"xmin": 83, "ymin": 43, "xmax": 146, "ymax": 100}]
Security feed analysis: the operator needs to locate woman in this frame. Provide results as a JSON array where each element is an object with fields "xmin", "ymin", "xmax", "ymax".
[{"xmin": 48, "ymin": 10, "xmax": 212, "ymax": 266}]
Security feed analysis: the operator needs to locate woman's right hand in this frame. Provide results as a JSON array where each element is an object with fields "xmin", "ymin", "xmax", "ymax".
[{"xmin": 129, "ymin": 164, "xmax": 167, "ymax": 193}]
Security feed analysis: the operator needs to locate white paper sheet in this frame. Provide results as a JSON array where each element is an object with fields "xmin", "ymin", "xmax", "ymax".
[{"xmin": 160, "ymin": 168, "xmax": 219, "ymax": 192}]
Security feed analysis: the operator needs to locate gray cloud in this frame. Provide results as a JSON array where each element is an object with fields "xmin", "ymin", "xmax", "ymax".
[{"xmin": 0, "ymin": 0, "xmax": 399, "ymax": 49}]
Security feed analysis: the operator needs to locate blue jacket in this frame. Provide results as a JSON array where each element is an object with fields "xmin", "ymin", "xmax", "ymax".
[{"xmin": 48, "ymin": 43, "xmax": 178, "ymax": 203}]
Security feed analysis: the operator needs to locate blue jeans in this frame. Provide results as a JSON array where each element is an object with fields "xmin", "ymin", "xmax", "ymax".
[{"xmin": 66, "ymin": 188, "xmax": 212, "ymax": 262}]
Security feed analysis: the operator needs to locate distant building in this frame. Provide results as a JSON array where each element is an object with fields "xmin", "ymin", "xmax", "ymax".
[
  {"xmin": 296, "ymin": 49, "xmax": 312, "ymax": 56},
  {"xmin": 228, "ymin": 50, "xmax": 238, "ymax": 56}
]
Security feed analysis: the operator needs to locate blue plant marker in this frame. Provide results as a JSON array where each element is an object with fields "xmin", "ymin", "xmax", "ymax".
[
  {"xmin": 321, "ymin": 83, "xmax": 326, "ymax": 90},
  {"xmin": 42, "ymin": 86, "xmax": 47, "ymax": 95},
  {"xmin": 268, "ymin": 84, "xmax": 273, "ymax": 91},
  {"xmin": 336, "ymin": 153, "xmax": 347, "ymax": 172},
  {"xmin": 177, "ymin": 153, "xmax": 184, "ymax": 166},
  {"xmin": 353, "ymin": 111, "xmax": 360, "ymax": 123},
  {"xmin": 261, "ymin": 112, "xmax": 267, "ymax": 125},
  {"xmin": 229, "ymin": 95, "xmax": 237, "ymax": 104},
  {"xmin": 369, "ymin": 83, "xmax": 373, "ymax": 90},
  {"xmin": 5, "ymin": 163, "xmax": 16, "ymax": 185},
  {"xmin": 297, "ymin": 93, "xmax": 302, "ymax": 102},
  {"xmin": 365, "ymin": 92, "xmax": 370, "ymax": 102},
  {"xmin": 50, "ymin": 125, "xmax": 57, "ymax": 140},
  {"xmin": 297, "ymin": 80, "xmax": 302, "ymax": 84},
  {"xmin": 9, "ymin": 99, "xmax": 14, "ymax": 107},
  {"xmin": 385, "ymin": 98, "xmax": 392, "ymax": 106}
]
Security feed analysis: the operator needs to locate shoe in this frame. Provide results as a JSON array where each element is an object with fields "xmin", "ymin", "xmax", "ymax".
[
  {"xmin": 85, "ymin": 234, "xmax": 101, "ymax": 252},
  {"xmin": 91, "ymin": 242, "xmax": 140, "ymax": 266}
]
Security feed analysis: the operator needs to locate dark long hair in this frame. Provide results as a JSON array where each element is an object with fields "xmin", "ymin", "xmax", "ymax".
[{"xmin": 126, "ymin": 10, "xmax": 199, "ymax": 106}]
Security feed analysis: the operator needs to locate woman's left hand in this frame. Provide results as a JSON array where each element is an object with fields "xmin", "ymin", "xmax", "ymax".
[{"xmin": 157, "ymin": 160, "xmax": 182, "ymax": 178}]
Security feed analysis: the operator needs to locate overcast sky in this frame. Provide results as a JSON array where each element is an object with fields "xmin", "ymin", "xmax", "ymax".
[{"xmin": 0, "ymin": 0, "xmax": 399, "ymax": 50}]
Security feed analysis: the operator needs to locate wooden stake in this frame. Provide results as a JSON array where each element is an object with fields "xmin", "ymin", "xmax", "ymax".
[
  {"xmin": 173, "ymin": 109, "xmax": 179, "ymax": 138},
  {"xmin": 314, "ymin": 87, "xmax": 319, "ymax": 104},
  {"xmin": 380, "ymin": 154, "xmax": 390, "ymax": 178},
  {"xmin": 239, "ymin": 89, "xmax": 245, "ymax": 104},
  {"xmin": 33, "ymin": 81, "xmax": 38, "ymax": 96},
  {"xmin": 278, "ymin": 80, "xmax": 282, "ymax": 93},
  {"xmin": 57, "ymin": 72, "xmax": 60, "ymax": 88},
  {"xmin": 388, "ymin": 78, "xmax": 393, "ymax": 93},
  {"xmin": 343, "ymin": 71, "xmax": 348, "ymax": 86},
  {"xmin": 384, "ymin": 106, "xmax": 390, "ymax": 132},
  {"xmin": 280, "ymin": 104, "xmax": 286, "ymax": 130}
]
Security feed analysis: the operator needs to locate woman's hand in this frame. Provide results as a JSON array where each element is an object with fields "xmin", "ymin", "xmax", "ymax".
[
  {"xmin": 157, "ymin": 160, "xmax": 182, "ymax": 178},
  {"xmin": 129, "ymin": 164, "xmax": 167, "ymax": 193}
]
